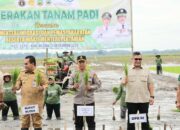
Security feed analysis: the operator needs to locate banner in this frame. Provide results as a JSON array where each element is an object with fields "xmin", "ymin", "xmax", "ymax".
[{"xmin": 0, "ymin": 0, "xmax": 132, "ymax": 51}]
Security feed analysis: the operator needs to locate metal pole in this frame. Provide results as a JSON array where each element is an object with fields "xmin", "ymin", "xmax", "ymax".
[
  {"xmin": 102, "ymin": 124, "xmax": 105, "ymax": 130},
  {"xmin": 130, "ymin": 0, "xmax": 134, "ymax": 54},
  {"xmin": 46, "ymin": 48, "xmax": 48, "ymax": 59},
  {"xmin": 164, "ymin": 123, "xmax": 167, "ymax": 130}
]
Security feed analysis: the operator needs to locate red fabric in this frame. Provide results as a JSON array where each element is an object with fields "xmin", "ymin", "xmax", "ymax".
[{"xmin": 63, "ymin": 65, "xmax": 69, "ymax": 72}]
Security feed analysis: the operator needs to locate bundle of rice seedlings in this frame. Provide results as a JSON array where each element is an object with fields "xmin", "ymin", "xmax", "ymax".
[
  {"xmin": 67, "ymin": 89, "xmax": 76, "ymax": 95},
  {"xmin": 112, "ymin": 86, "xmax": 119, "ymax": 94},
  {"xmin": 0, "ymin": 103, "xmax": 8, "ymax": 111},
  {"xmin": 11, "ymin": 68, "xmax": 21, "ymax": 86},
  {"xmin": 74, "ymin": 72, "xmax": 80, "ymax": 83},
  {"xmin": 84, "ymin": 71, "xmax": 89, "ymax": 86},
  {"xmin": 35, "ymin": 70, "xmax": 42, "ymax": 87},
  {"xmin": 123, "ymin": 63, "xmax": 128, "ymax": 76}
]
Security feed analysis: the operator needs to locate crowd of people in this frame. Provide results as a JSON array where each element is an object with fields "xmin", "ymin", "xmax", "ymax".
[{"xmin": 0, "ymin": 52, "xmax": 179, "ymax": 130}]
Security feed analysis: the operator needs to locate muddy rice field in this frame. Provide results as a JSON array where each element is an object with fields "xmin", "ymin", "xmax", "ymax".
[{"xmin": 0, "ymin": 61, "xmax": 180, "ymax": 130}]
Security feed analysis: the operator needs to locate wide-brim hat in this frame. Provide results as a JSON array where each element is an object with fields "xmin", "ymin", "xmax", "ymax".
[{"xmin": 48, "ymin": 76, "xmax": 55, "ymax": 81}]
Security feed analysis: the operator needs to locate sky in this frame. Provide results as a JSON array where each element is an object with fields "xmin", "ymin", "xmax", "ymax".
[{"xmin": 133, "ymin": 0, "xmax": 180, "ymax": 51}]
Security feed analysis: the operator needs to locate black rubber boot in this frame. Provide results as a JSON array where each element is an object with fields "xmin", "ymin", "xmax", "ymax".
[
  {"xmin": 88, "ymin": 128, "xmax": 95, "ymax": 130},
  {"xmin": 21, "ymin": 128, "xmax": 29, "ymax": 130},
  {"xmin": 34, "ymin": 128, "xmax": 42, "ymax": 130}
]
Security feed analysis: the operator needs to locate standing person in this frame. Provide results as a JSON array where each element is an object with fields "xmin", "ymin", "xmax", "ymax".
[
  {"xmin": 112, "ymin": 83, "xmax": 127, "ymax": 119},
  {"xmin": 69, "ymin": 55, "xmax": 101, "ymax": 130},
  {"xmin": 2, "ymin": 73, "xmax": 19, "ymax": 121},
  {"xmin": 155, "ymin": 55, "xmax": 162, "ymax": 75},
  {"xmin": 12, "ymin": 55, "xmax": 48, "ymax": 130},
  {"xmin": 176, "ymin": 75, "xmax": 180, "ymax": 109},
  {"xmin": 122, "ymin": 51, "xmax": 154, "ymax": 130},
  {"xmin": 45, "ymin": 76, "xmax": 62, "ymax": 120},
  {"xmin": 0, "ymin": 71, "xmax": 4, "ymax": 110},
  {"xmin": 69, "ymin": 51, "xmax": 75, "ymax": 64}
]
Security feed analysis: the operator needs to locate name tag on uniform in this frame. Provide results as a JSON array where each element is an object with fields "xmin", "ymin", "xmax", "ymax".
[
  {"xmin": 129, "ymin": 113, "xmax": 147, "ymax": 123},
  {"xmin": 22, "ymin": 104, "xmax": 39, "ymax": 115},
  {"xmin": 77, "ymin": 106, "xmax": 94, "ymax": 116},
  {"xmin": 32, "ymin": 80, "xmax": 37, "ymax": 88}
]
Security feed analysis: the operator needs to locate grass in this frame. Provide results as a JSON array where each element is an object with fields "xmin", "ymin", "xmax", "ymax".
[
  {"xmin": 172, "ymin": 108, "xmax": 180, "ymax": 112},
  {"xmin": 150, "ymin": 66, "xmax": 180, "ymax": 74}
]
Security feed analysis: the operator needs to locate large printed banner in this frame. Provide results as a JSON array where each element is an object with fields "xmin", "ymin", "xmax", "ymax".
[{"xmin": 0, "ymin": 0, "xmax": 132, "ymax": 51}]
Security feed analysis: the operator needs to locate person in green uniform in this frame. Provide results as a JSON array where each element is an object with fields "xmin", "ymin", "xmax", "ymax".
[
  {"xmin": 2, "ymin": 73, "xmax": 19, "ymax": 121},
  {"xmin": 45, "ymin": 76, "xmax": 62, "ymax": 120},
  {"xmin": 112, "ymin": 83, "xmax": 127, "ymax": 119},
  {"xmin": 155, "ymin": 55, "xmax": 162, "ymax": 75},
  {"xmin": 176, "ymin": 75, "xmax": 180, "ymax": 109},
  {"xmin": 0, "ymin": 71, "xmax": 4, "ymax": 111},
  {"xmin": 69, "ymin": 51, "xmax": 75, "ymax": 64}
]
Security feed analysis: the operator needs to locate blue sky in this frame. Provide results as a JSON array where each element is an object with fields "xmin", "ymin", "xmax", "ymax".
[{"xmin": 133, "ymin": 0, "xmax": 180, "ymax": 51}]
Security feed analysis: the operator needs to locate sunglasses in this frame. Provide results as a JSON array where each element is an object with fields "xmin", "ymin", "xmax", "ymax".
[
  {"xmin": 134, "ymin": 58, "xmax": 142, "ymax": 61},
  {"xmin": 78, "ymin": 60, "xmax": 85, "ymax": 63}
]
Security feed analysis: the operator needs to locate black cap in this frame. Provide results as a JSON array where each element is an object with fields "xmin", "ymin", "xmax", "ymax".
[
  {"xmin": 63, "ymin": 51, "xmax": 69, "ymax": 54},
  {"xmin": 77, "ymin": 55, "xmax": 87, "ymax": 61},
  {"xmin": 116, "ymin": 8, "xmax": 127, "ymax": 16},
  {"xmin": 102, "ymin": 12, "xmax": 112, "ymax": 19},
  {"xmin": 156, "ymin": 55, "xmax": 161, "ymax": 57}
]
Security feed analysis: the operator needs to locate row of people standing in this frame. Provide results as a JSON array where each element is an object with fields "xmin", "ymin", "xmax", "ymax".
[
  {"xmin": 0, "ymin": 55, "xmax": 101, "ymax": 130},
  {"xmin": 0, "ymin": 53, "xmax": 179, "ymax": 130}
]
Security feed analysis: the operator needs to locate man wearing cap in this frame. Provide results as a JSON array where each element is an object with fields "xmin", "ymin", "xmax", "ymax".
[
  {"xmin": 115, "ymin": 8, "xmax": 131, "ymax": 36},
  {"xmin": 155, "ymin": 55, "xmax": 162, "ymax": 75},
  {"xmin": 69, "ymin": 55, "xmax": 101, "ymax": 130},
  {"xmin": 122, "ymin": 52, "xmax": 154, "ymax": 130},
  {"xmin": 44, "ymin": 76, "xmax": 62, "ymax": 120},
  {"xmin": 92, "ymin": 12, "xmax": 114, "ymax": 44},
  {"xmin": 13, "ymin": 55, "xmax": 48, "ymax": 130},
  {"xmin": 2, "ymin": 73, "xmax": 19, "ymax": 121}
]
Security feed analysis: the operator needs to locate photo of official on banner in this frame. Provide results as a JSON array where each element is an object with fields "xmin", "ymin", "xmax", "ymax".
[{"xmin": 0, "ymin": 0, "xmax": 132, "ymax": 50}]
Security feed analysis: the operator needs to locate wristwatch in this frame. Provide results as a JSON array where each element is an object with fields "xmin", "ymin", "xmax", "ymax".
[{"xmin": 150, "ymin": 96, "xmax": 155, "ymax": 99}]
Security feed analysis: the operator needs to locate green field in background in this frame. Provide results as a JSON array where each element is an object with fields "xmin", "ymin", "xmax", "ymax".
[
  {"xmin": 150, "ymin": 66, "xmax": 180, "ymax": 74},
  {"xmin": 0, "ymin": 54, "xmax": 180, "ymax": 72}
]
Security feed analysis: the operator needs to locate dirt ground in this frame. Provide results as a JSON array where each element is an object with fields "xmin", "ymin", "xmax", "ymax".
[{"xmin": 0, "ymin": 64, "xmax": 180, "ymax": 130}]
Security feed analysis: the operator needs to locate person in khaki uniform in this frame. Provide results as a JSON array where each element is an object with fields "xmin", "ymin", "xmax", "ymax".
[
  {"xmin": 69, "ymin": 55, "xmax": 101, "ymax": 130},
  {"xmin": 122, "ymin": 51, "xmax": 154, "ymax": 130},
  {"xmin": 13, "ymin": 55, "xmax": 48, "ymax": 130}
]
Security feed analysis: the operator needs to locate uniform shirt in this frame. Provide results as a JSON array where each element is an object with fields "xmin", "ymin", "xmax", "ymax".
[
  {"xmin": 0, "ymin": 71, "xmax": 3, "ymax": 93},
  {"xmin": 14, "ymin": 69, "xmax": 48, "ymax": 107},
  {"xmin": 114, "ymin": 23, "xmax": 131, "ymax": 36},
  {"xmin": 92, "ymin": 25, "xmax": 115, "ymax": 43},
  {"xmin": 115, "ymin": 84, "xmax": 126, "ymax": 107},
  {"xmin": 123, "ymin": 67, "xmax": 154, "ymax": 103},
  {"xmin": 3, "ymin": 82, "xmax": 17, "ymax": 101},
  {"xmin": 69, "ymin": 70, "xmax": 101, "ymax": 104},
  {"xmin": 156, "ymin": 58, "xmax": 162, "ymax": 66},
  {"xmin": 45, "ymin": 83, "xmax": 62, "ymax": 104}
]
